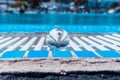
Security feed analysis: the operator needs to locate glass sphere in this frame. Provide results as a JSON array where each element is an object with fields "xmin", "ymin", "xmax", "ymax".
[{"xmin": 46, "ymin": 28, "xmax": 69, "ymax": 50}]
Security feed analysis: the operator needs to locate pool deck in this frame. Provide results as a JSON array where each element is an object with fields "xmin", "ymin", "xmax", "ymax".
[
  {"xmin": 0, "ymin": 58, "xmax": 120, "ymax": 75},
  {"xmin": 0, "ymin": 33, "xmax": 120, "ymax": 74}
]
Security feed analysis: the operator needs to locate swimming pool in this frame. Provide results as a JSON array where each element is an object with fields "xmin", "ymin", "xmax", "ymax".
[{"xmin": 0, "ymin": 13, "xmax": 120, "ymax": 59}]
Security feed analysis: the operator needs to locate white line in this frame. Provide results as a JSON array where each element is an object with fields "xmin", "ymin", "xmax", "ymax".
[
  {"xmin": 0, "ymin": 37, "xmax": 20, "ymax": 50},
  {"xmin": 70, "ymin": 50, "xmax": 78, "ymax": 58},
  {"xmin": 0, "ymin": 37, "xmax": 4, "ymax": 40},
  {"xmin": 20, "ymin": 37, "xmax": 37, "ymax": 50},
  {"xmin": 69, "ymin": 39, "xmax": 82, "ymax": 51},
  {"xmin": 5, "ymin": 37, "xmax": 29, "ymax": 51},
  {"xmin": 0, "ymin": 37, "xmax": 12, "ymax": 44},
  {"xmin": 73, "ymin": 37, "xmax": 95, "ymax": 51},
  {"xmin": 34, "ymin": 37, "xmax": 45, "ymax": 50},
  {"xmin": 112, "ymin": 33, "xmax": 120, "ymax": 38},
  {"xmin": 97, "ymin": 35, "xmax": 120, "ymax": 45},
  {"xmin": 105, "ymin": 35, "xmax": 120, "ymax": 42},
  {"xmin": 47, "ymin": 46, "xmax": 53, "ymax": 58},
  {"xmin": 92, "ymin": 51, "xmax": 103, "ymax": 58},
  {"xmin": 89, "ymin": 36, "xmax": 120, "ymax": 50},
  {"xmin": 23, "ymin": 51, "xmax": 29, "ymax": 58},
  {"xmin": 81, "ymin": 37, "xmax": 109, "ymax": 50}
]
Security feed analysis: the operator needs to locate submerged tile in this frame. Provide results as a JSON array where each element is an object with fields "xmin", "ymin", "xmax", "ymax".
[
  {"xmin": 96, "ymin": 50, "xmax": 120, "ymax": 58},
  {"xmin": 52, "ymin": 50, "xmax": 72, "ymax": 58},
  {"xmin": 75, "ymin": 51, "xmax": 98, "ymax": 58},
  {"xmin": 1, "ymin": 51, "xmax": 26, "ymax": 59},
  {"xmin": 27, "ymin": 50, "xmax": 48, "ymax": 58}
]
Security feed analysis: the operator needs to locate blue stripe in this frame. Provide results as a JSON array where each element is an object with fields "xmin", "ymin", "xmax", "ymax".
[
  {"xmin": 52, "ymin": 50, "xmax": 72, "ymax": 58},
  {"xmin": 27, "ymin": 50, "xmax": 48, "ymax": 58},
  {"xmin": 96, "ymin": 50, "xmax": 120, "ymax": 58},
  {"xmin": 0, "ymin": 51, "xmax": 25, "ymax": 58},
  {"xmin": 74, "ymin": 51, "xmax": 98, "ymax": 58}
]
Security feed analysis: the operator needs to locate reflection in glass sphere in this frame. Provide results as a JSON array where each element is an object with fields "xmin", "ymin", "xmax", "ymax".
[{"xmin": 46, "ymin": 28, "xmax": 69, "ymax": 50}]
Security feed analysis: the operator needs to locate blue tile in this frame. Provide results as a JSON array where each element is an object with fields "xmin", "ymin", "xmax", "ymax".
[
  {"xmin": 96, "ymin": 50, "xmax": 120, "ymax": 58},
  {"xmin": 52, "ymin": 50, "xmax": 72, "ymax": 58},
  {"xmin": 27, "ymin": 50, "xmax": 48, "ymax": 58},
  {"xmin": 75, "ymin": 51, "xmax": 98, "ymax": 58},
  {"xmin": 1, "ymin": 51, "xmax": 25, "ymax": 58}
]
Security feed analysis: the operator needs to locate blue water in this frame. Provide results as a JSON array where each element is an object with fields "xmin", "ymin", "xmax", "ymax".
[
  {"xmin": 0, "ymin": 13, "xmax": 120, "ymax": 25},
  {"xmin": 0, "ymin": 13, "xmax": 120, "ymax": 33}
]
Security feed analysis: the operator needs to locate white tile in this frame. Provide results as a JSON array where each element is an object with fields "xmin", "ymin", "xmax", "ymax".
[
  {"xmin": 20, "ymin": 37, "xmax": 37, "ymax": 50},
  {"xmin": 0, "ymin": 37, "xmax": 20, "ymax": 49},
  {"xmin": 69, "ymin": 39, "xmax": 82, "ymax": 51},
  {"xmin": 73, "ymin": 37, "xmax": 95, "ymax": 51},
  {"xmin": 6, "ymin": 37, "xmax": 28, "ymax": 51},
  {"xmin": 81, "ymin": 37, "xmax": 109, "ymax": 50},
  {"xmin": 89, "ymin": 36, "xmax": 120, "ymax": 50},
  {"xmin": 34, "ymin": 37, "xmax": 45, "ymax": 50},
  {"xmin": 0, "ymin": 37, "xmax": 12, "ymax": 44}
]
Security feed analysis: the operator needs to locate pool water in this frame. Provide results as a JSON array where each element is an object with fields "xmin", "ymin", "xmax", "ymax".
[
  {"xmin": 0, "ymin": 13, "xmax": 120, "ymax": 33},
  {"xmin": 0, "ymin": 13, "xmax": 120, "ymax": 25}
]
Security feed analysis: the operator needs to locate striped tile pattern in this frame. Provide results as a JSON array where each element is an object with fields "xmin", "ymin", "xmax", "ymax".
[{"xmin": 0, "ymin": 33, "xmax": 120, "ymax": 59}]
